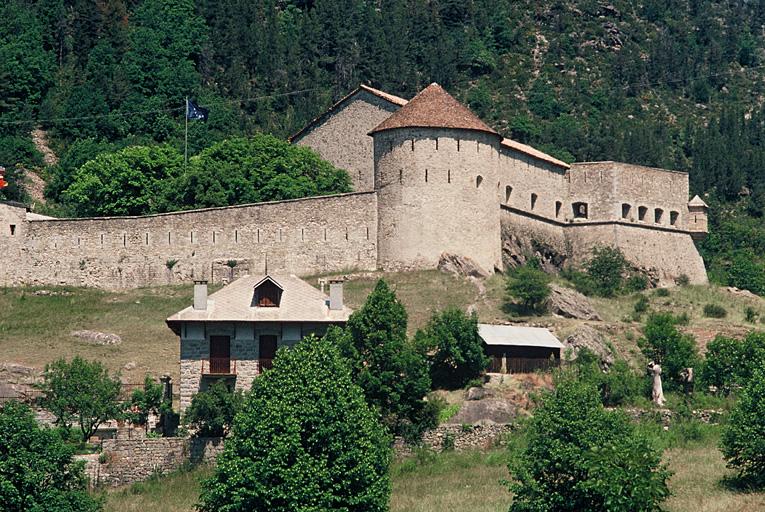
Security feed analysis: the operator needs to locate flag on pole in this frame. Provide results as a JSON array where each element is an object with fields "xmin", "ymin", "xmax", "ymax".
[{"xmin": 186, "ymin": 99, "xmax": 209, "ymax": 122}]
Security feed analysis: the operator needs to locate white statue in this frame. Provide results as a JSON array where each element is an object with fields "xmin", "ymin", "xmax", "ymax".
[{"xmin": 648, "ymin": 361, "xmax": 666, "ymax": 406}]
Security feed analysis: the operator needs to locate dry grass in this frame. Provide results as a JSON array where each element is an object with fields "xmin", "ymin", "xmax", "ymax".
[
  {"xmin": 102, "ymin": 464, "xmax": 212, "ymax": 512},
  {"xmin": 101, "ymin": 442, "xmax": 765, "ymax": 512},
  {"xmin": 0, "ymin": 285, "xmax": 197, "ymax": 382},
  {"xmin": 664, "ymin": 446, "xmax": 765, "ymax": 512},
  {"xmin": 390, "ymin": 450, "xmax": 509, "ymax": 512}
]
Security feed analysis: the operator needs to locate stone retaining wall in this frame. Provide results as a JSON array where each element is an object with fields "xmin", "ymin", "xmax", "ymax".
[
  {"xmin": 79, "ymin": 437, "xmax": 223, "ymax": 488},
  {"xmin": 394, "ymin": 424, "xmax": 514, "ymax": 457}
]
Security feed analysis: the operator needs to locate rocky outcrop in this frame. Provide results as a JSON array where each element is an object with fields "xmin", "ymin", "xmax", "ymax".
[
  {"xmin": 562, "ymin": 325, "xmax": 614, "ymax": 366},
  {"xmin": 71, "ymin": 330, "xmax": 122, "ymax": 345},
  {"xmin": 546, "ymin": 284, "xmax": 601, "ymax": 320},
  {"xmin": 446, "ymin": 399, "xmax": 515, "ymax": 425},
  {"xmin": 501, "ymin": 228, "xmax": 567, "ymax": 273},
  {"xmin": 437, "ymin": 253, "xmax": 489, "ymax": 278}
]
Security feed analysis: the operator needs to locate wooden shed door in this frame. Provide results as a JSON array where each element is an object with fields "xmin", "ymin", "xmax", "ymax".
[{"xmin": 209, "ymin": 336, "xmax": 231, "ymax": 374}]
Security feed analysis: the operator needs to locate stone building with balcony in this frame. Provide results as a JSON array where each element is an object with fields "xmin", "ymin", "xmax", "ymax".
[{"xmin": 166, "ymin": 274, "xmax": 352, "ymax": 411}]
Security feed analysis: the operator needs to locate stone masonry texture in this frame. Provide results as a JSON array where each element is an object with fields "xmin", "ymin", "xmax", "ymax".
[{"xmin": 0, "ymin": 89, "xmax": 709, "ymax": 289}]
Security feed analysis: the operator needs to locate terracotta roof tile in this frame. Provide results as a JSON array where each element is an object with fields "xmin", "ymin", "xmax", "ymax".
[
  {"xmin": 501, "ymin": 138, "xmax": 570, "ymax": 169},
  {"xmin": 369, "ymin": 83, "xmax": 499, "ymax": 136}
]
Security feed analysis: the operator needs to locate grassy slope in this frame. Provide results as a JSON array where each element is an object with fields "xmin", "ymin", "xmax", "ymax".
[
  {"xmin": 102, "ymin": 441, "xmax": 765, "ymax": 512},
  {"xmin": 4, "ymin": 270, "xmax": 765, "ymax": 381}
]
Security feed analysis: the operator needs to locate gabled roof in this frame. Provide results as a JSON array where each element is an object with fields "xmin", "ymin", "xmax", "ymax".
[
  {"xmin": 289, "ymin": 85, "xmax": 408, "ymax": 142},
  {"xmin": 369, "ymin": 83, "xmax": 499, "ymax": 136},
  {"xmin": 478, "ymin": 324, "xmax": 563, "ymax": 349},
  {"xmin": 501, "ymin": 138, "xmax": 570, "ymax": 170},
  {"xmin": 688, "ymin": 195, "xmax": 708, "ymax": 208},
  {"xmin": 253, "ymin": 275, "xmax": 283, "ymax": 291},
  {"xmin": 166, "ymin": 274, "xmax": 352, "ymax": 330}
]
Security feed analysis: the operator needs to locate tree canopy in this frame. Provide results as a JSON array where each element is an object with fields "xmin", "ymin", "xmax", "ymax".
[
  {"xmin": 0, "ymin": 401, "xmax": 101, "ymax": 512},
  {"xmin": 57, "ymin": 134, "xmax": 351, "ymax": 216},
  {"xmin": 338, "ymin": 280, "xmax": 433, "ymax": 438},
  {"xmin": 199, "ymin": 335, "xmax": 391, "ymax": 512}
]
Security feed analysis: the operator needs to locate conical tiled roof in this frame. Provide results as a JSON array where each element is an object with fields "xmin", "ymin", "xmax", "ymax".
[{"xmin": 369, "ymin": 83, "xmax": 499, "ymax": 136}]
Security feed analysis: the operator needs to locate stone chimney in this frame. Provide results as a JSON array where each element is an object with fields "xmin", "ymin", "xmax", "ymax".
[
  {"xmin": 329, "ymin": 279, "xmax": 344, "ymax": 310},
  {"xmin": 193, "ymin": 280, "xmax": 208, "ymax": 310}
]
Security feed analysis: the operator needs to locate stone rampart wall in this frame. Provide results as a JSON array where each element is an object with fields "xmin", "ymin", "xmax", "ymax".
[
  {"xmin": 81, "ymin": 437, "xmax": 224, "ymax": 487},
  {"xmin": 6, "ymin": 192, "xmax": 378, "ymax": 289},
  {"xmin": 499, "ymin": 148, "xmax": 568, "ymax": 222}
]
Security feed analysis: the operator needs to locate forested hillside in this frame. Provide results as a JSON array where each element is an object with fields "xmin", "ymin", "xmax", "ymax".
[{"xmin": 2, "ymin": 0, "xmax": 765, "ymax": 289}]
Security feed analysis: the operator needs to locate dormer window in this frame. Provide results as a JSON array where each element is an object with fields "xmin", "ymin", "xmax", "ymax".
[{"xmin": 253, "ymin": 276, "xmax": 283, "ymax": 307}]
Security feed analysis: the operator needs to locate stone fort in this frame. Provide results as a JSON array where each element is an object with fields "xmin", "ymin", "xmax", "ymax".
[{"xmin": 0, "ymin": 83, "xmax": 709, "ymax": 289}]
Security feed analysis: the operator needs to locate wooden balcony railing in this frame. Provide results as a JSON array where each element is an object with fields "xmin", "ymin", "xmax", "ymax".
[{"xmin": 202, "ymin": 358, "xmax": 236, "ymax": 375}]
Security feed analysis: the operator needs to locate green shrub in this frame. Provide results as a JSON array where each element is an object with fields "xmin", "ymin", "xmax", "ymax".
[
  {"xmin": 0, "ymin": 401, "xmax": 102, "ymax": 511},
  {"xmin": 573, "ymin": 351, "xmax": 645, "ymax": 406},
  {"xmin": 745, "ymin": 306, "xmax": 758, "ymax": 323},
  {"xmin": 560, "ymin": 267, "xmax": 597, "ymax": 296},
  {"xmin": 585, "ymin": 246, "xmax": 628, "ymax": 297},
  {"xmin": 721, "ymin": 367, "xmax": 765, "ymax": 483},
  {"xmin": 638, "ymin": 313, "xmax": 700, "ymax": 389},
  {"xmin": 184, "ymin": 381, "xmax": 243, "ymax": 437},
  {"xmin": 676, "ymin": 274, "xmax": 691, "ymax": 286},
  {"xmin": 414, "ymin": 308, "xmax": 489, "ymax": 390},
  {"xmin": 199, "ymin": 336, "xmax": 391, "ymax": 512},
  {"xmin": 654, "ymin": 287, "xmax": 670, "ymax": 297},
  {"xmin": 703, "ymin": 303, "xmax": 727, "ymax": 318},
  {"xmin": 702, "ymin": 332, "xmax": 765, "ymax": 394},
  {"xmin": 634, "ymin": 295, "xmax": 650, "ymax": 314},
  {"xmin": 438, "ymin": 403, "xmax": 460, "ymax": 424},
  {"xmin": 625, "ymin": 274, "xmax": 649, "ymax": 292},
  {"xmin": 505, "ymin": 264, "xmax": 551, "ymax": 313},
  {"xmin": 442, "ymin": 432, "xmax": 456, "ymax": 451},
  {"xmin": 128, "ymin": 375, "xmax": 168, "ymax": 431},
  {"xmin": 506, "ymin": 375, "xmax": 670, "ymax": 511}
]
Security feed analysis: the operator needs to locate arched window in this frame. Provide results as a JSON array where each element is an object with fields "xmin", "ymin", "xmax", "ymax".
[
  {"xmin": 505, "ymin": 186, "xmax": 513, "ymax": 203},
  {"xmin": 531, "ymin": 193, "xmax": 538, "ymax": 210},
  {"xmin": 621, "ymin": 203, "xmax": 631, "ymax": 219},
  {"xmin": 638, "ymin": 206, "xmax": 647, "ymax": 221},
  {"xmin": 572, "ymin": 202, "xmax": 588, "ymax": 219},
  {"xmin": 670, "ymin": 211, "xmax": 679, "ymax": 226},
  {"xmin": 555, "ymin": 201, "xmax": 562, "ymax": 218},
  {"xmin": 476, "ymin": 175, "xmax": 483, "ymax": 188},
  {"xmin": 654, "ymin": 208, "xmax": 664, "ymax": 224}
]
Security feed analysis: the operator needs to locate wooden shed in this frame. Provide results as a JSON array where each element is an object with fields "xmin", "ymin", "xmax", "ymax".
[{"xmin": 478, "ymin": 324, "xmax": 563, "ymax": 374}]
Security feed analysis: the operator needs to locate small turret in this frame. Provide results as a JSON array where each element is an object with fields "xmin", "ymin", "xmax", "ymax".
[{"xmin": 687, "ymin": 195, "xmax": 708, "ymax": 240}]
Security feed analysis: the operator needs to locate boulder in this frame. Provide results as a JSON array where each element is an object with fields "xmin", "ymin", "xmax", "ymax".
[
  {"xmin": 446, "ymin": 399, "xmax": 515, "ymax": 425},
  {"xmin": 71, "ymin": 330, "xmax": 122, "ymax": 345},
  {"xmin": 437, "ymin": 253, "xmax": 489, "ymax": 278},
  {"xmin": 562, "ymin": 325, "xmax": 614, "ymax": 366},
  {"xmin": 546, "ymin": 284, "xmax": 601, "ymax": 321},
  {"xmin": 466, "ymin": 387, "xmax": 492, "ymax": 401}
]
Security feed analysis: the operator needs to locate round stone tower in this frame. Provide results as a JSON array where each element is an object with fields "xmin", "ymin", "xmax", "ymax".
[{"xmin": 370, "ymin": 83, "xmax": 502, "ymax": 273}]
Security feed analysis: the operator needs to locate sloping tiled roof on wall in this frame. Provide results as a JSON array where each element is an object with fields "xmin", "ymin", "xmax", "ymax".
[{"xmin": 289, "ymin": 85, "xmax": 408, "ymax": 142}]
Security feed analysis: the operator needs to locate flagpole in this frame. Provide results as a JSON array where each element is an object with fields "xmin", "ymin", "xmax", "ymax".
[{"xmin": 184, "ymin": 96, "xmax": 189, "ymax": 171}]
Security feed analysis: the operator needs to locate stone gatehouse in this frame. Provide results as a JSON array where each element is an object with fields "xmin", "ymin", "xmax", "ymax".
[{"xmin": 0, "ymin": 83, "xmax": 708, "ymax": 288}]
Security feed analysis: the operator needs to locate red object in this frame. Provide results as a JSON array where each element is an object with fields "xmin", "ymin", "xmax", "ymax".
[{"xmin": 0, "ymin": 177, "xmax": 7, "ymax": 189}]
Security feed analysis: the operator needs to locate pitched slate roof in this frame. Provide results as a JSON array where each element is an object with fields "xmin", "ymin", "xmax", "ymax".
[
  {"xmin": 478, "ymin": 324, "xmax": 563, "ymax": 349},
  {"xmin": 369, "ymin": 83, "xmax": 499, "ymax": 136},
  {"xmin": 289, "ymin": 85, "xmax": 408, "ymax": 142},
  {"xmin": 501, "ymin": 138, "xmax": 570, "ymax": 170},
  {"xmin": 166, "ymin": 274, "xmax": 352, "ymax": 328}
]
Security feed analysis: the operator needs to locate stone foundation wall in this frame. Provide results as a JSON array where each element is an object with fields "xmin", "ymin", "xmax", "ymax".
[{"xmin": 80, "ymin": 437, "xmax": 224, "ymax": 488}]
